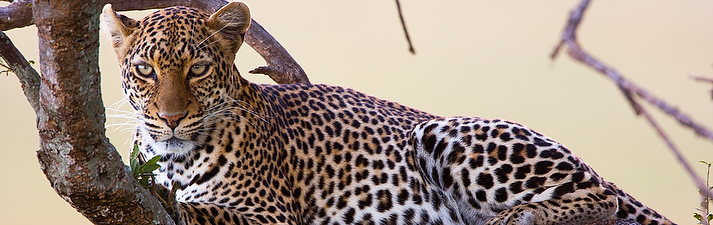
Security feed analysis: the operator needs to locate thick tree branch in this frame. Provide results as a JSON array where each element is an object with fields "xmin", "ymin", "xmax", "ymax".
[
  {"xmin": 32, "ymin": 0, "xmax": 174, "ymax": 224},
  {"xmin": 0, "ymin": 30, "xmax": 40, "ymax": 113},
  {"xmin": 551, "ymin": 0, "xmax": 713, "ymax": 204},
  {"xmin": 0, "ymin": 0, "xmax": 310, "ymax": 84},
  {"xmin": 0, "ymin": 0, "xmax": 33, "ymax": 30}
]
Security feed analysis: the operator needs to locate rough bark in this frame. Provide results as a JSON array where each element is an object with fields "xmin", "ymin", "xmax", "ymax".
[
  {"xmin": 0, "ymin": 0, "xmax": 33, "ymax": 30},
  {"xmin": 32, "ymin": 0, "xmax": 174, "ymax": 224}
]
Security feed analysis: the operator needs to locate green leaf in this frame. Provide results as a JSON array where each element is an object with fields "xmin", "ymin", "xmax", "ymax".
[
  {"xmin": 129, "ymin": 145, "xmax": 143, "ymax": 177},
  {"xmin": 127, "ymin": 144, "xmax": 159, "ymax": 189},
  {"xmin": 145, "ymin": 155, "xmax": 161, "ymax": 166},
  {"xmin": 131, "ymin": 144, "xmax": 140, "ymax": 160},
  {"xmin": 139, "ymin": 164, "xmax": 161, "ymax": 174},
  {"xmin": 130, "ymin": 158, "xmax": 139, "ymax": 177},
  {"xmin": 694, "ymin": 213, "xmax": 702, "ymax": 221},
  {"xmin": 137, "ymin": 155, "xmax": 161, "ymax": 174}
]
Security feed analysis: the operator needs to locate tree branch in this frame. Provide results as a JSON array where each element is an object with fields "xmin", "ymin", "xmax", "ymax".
[
  {"xmin": 551, "ymin": 0, "xmax": 713, "ymax": 204},
  {"xmin": 32, "ymin": 0, "xmax": 174, "ymax": 224},
  {"xmin": 245, "ymin": 21, "xmax": 310, "ymax": 84},
  {"xmin": 0, "ymin": 30, "xmax": 40, "ymax": 113},
  {"xmin": 0, "ymin": 0, "xmax": 34, "ymax": 30},
  {"xmin": 0, "ymin": 0, "xmax": 310, "ymax": 84}
]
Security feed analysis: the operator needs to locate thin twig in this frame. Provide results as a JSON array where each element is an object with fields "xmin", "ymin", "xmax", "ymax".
[
  {"xmin": 691, "ymin": 75, "xmax": 713, "ymax": 84},
  {"xmin": 702, "ymin": 162, "xmax": 711, "ymax": 225},
  {"xmin": 552, "ymin": 0, "xmax": 713, "ymax": 199},
  {"xmin": 394, "ymin": 0, "xmax": 415, "ymax": 55},
  {"xmin": 639, "ymin": 102, "xmax": 712, "ymax": 204},
  {"xmin": 691, "ymin": 75, "xmax": 713, "ymax": 101}
]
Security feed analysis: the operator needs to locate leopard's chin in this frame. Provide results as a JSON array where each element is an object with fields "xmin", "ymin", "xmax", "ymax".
[
  {"xmin": 154, "ymin": 137, "xmax": 197, "ymax": 155},
  {"xmin": 143, "ymin": 131, "xmax": 198, "ymax": 156}
]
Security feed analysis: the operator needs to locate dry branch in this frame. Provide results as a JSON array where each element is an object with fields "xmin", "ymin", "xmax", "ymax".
[
  {"xmin": 552, "ymin": 0, "xmax": 713, "ymax": 141},
  {"xmin": 691, "ymin": 75, "xmax": 713, "ymax": 100},
  {"xmin": 551, "ymin": 0, "xmax": 713, "ymax": 203},
  {"xmin": 245, "ymin": 21, "xmax": 310, "ymax": 84},
  {"xmin": 394, "ymin": 0, "xmax": 415, "ymax": 55},
  {"xmin": 692, "ymin": 75, "xmax": 713, "ymax": 84}
]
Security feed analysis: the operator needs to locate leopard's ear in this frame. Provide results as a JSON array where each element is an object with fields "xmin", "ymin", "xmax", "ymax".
[
  {"xmin": 206, "ymin": 2, "xmax": 251, "ymax": 54},
  {"xmin": 101, "ymin": 4, "xmax": 139, "ymax": 51}
]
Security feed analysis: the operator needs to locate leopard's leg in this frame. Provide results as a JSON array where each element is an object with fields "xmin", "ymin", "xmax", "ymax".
[
  {"xmin": 410, "ymin": 117, "xmax": 619, "ymax": 224},
  {"xmin": 484, "ymin": 182, "xmax": 677, "ymax": 225},
  {"xmin": 604, "ymin": 182, "xmax": 676, "ymax": 225},
  {"xmin": 179, "ymin": 202, "xmax": 257, "ymax": 225},
  {"xmin": 483, "ymin": 188, "xmax": 618, "ymax": 225}
]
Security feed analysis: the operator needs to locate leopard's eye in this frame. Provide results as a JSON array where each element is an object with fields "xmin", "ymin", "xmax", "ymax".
[
  {"xmin": 135, "ymin": 64, "xmax": 154, "ymax": 77},
  {"xmin": 189, "ymin": 64, "xmax": 209, "ymax": 78}
]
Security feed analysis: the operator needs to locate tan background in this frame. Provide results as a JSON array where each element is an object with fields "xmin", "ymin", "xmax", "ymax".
[{"xmin": 1, "ymin": 1, "xmax": 712, "ymax": 224}]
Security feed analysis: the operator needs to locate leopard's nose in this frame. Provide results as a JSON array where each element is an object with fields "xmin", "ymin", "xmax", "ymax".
[{"xmin": 159, "ymin": 112, "xmax": 186, "ymax": 129}]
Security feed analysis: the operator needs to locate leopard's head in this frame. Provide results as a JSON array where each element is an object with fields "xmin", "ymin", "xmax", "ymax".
[{"xmin": 101, "ymin": 2, "xmax": 251, "ymax": 155}]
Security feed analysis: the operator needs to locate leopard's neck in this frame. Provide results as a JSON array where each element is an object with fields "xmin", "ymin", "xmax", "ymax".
[{"xmin": 141, "ymin": 80, "xmax": 293, "ymax": 202}]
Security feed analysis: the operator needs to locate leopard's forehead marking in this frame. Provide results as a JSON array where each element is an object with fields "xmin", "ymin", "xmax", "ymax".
[{"xmin": 134, "ymin": 7, "xmax": 212, "ymax": 68}]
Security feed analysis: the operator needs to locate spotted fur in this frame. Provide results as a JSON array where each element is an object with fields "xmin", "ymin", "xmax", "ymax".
[{"xmin": 101, "ymin": 2, "xmax": 676, "ymax": 225}]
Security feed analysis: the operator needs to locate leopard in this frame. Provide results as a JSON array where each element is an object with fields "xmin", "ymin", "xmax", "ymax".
[{"xmin": 101, "ymin": 2, "xmax": 676, "ymax": 225}]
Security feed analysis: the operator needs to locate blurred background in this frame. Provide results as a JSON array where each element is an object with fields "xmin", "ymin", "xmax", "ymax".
[{"xmin": 1, "ymin": 1, "xmax": 712, "ymax": 224}]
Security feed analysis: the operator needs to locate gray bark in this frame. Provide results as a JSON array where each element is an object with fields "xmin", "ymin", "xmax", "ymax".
[{"xmin": 32, "ymin": 0, "xmax": 175, "ymax": 224}]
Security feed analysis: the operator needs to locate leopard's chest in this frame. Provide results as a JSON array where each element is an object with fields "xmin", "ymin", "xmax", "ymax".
[{"xmin": 284, "ymin": 129, "xmax": 460, "ymax": 224}]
